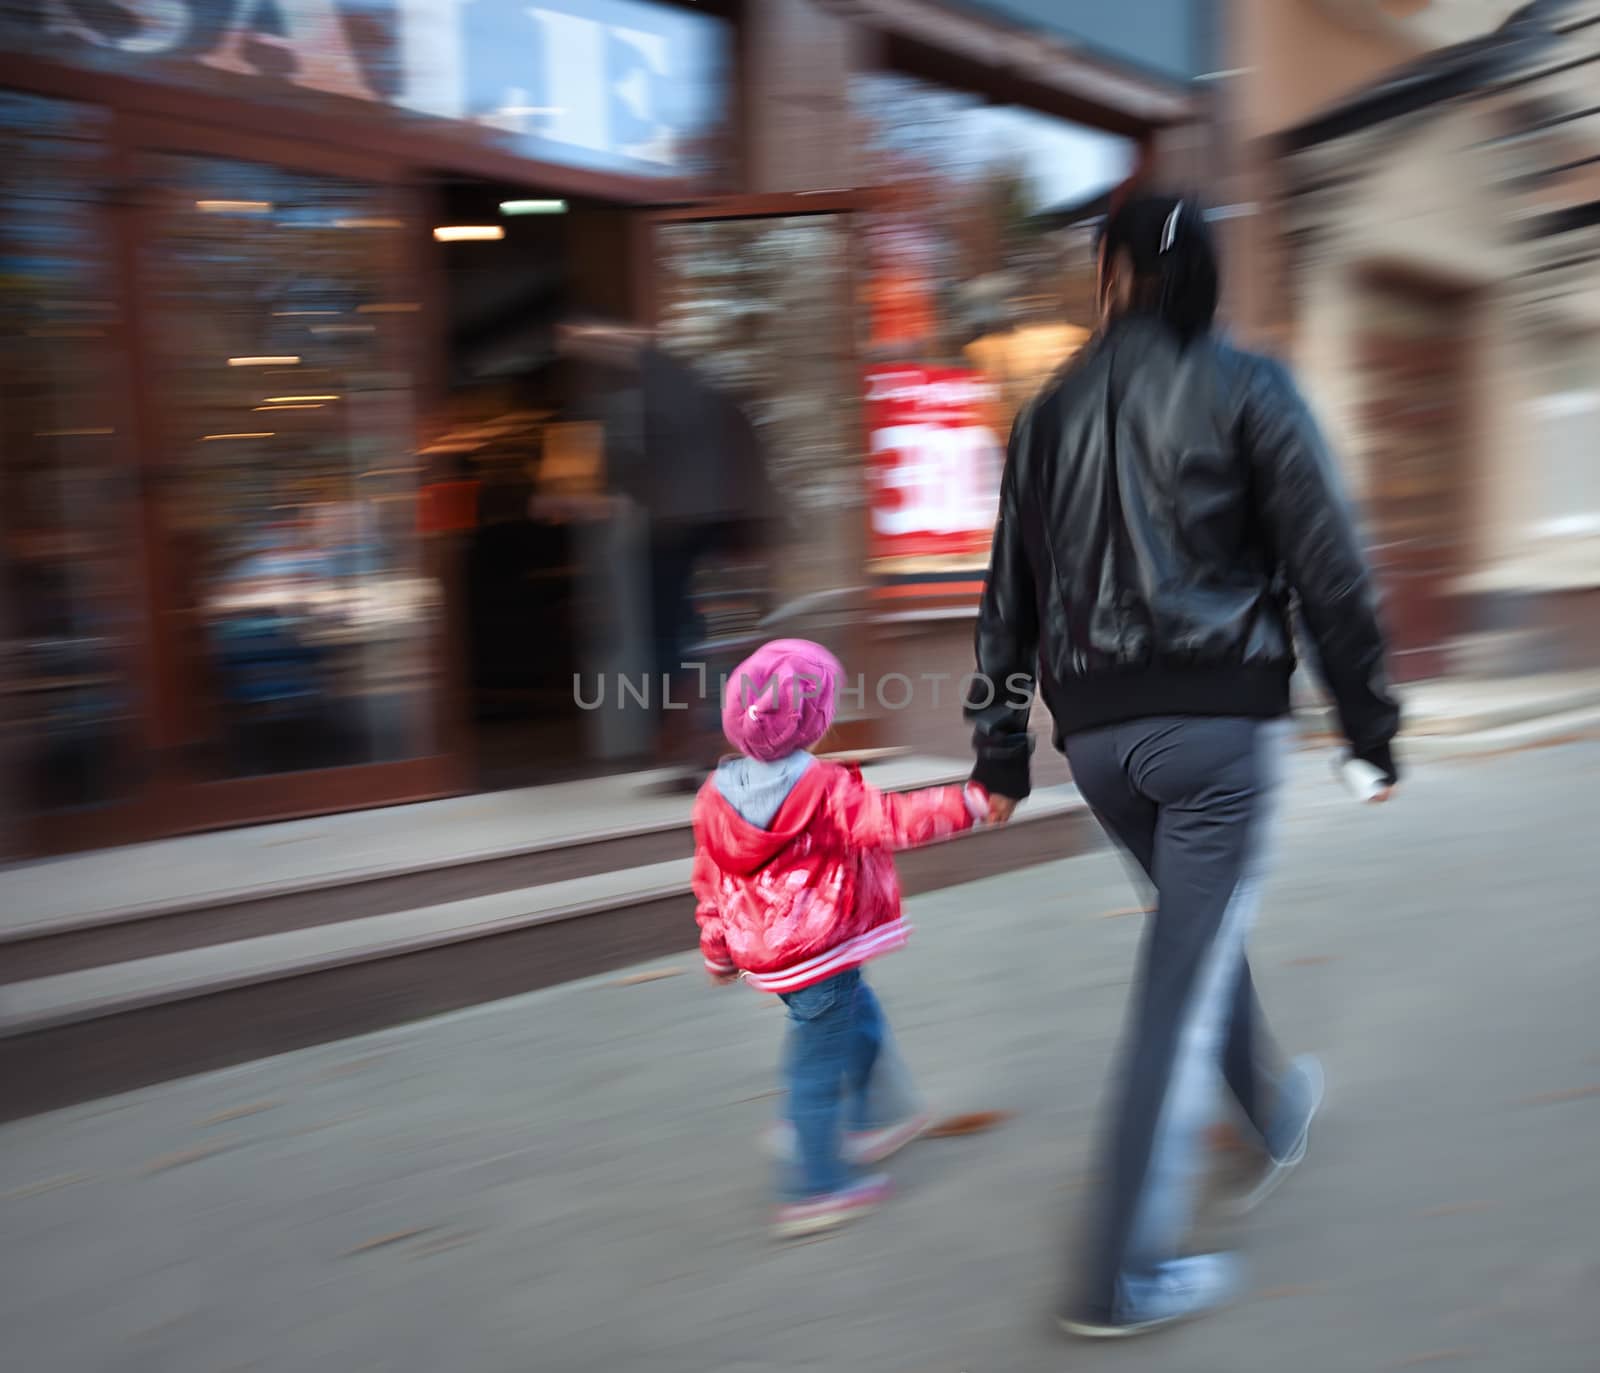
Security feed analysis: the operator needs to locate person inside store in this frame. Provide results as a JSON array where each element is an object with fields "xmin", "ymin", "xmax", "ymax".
[
  {"xmin": 555, "ymin": 315, "xmax": 779, "ymax": 788},
  {"xmin": 964, "ymin": 191, "xmax": 1401, "ymax": 1338}
]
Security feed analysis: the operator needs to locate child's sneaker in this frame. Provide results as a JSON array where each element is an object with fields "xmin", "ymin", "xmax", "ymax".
[
  {"xmin": 764, "ymin": 1112, "xmax": 932, "ymax": 1167},
  {"xmin": 847, "ymin": 1112, "xmax": 933, "ymax": 1164},
  {"xmin": 771, "ymin": 1175, "xmax": 893, "ymax": 1240}
]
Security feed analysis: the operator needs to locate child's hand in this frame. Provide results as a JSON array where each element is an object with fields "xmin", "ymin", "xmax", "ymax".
[{"xmin": 708, "ymin": 968, "xmax": 740, "ymax": 987}]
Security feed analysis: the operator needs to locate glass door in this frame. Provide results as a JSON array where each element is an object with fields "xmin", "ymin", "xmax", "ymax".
[
  {"xmin": 127, "ymin": 134, "xmax": 456, "ymax": 831},
  {"xmin": 648, "ymin": 199, "xmax": 867, "ymax": 679},
  {"xmin": 0, "ymin": 91, "xmax": 149, "ymax": 854}
]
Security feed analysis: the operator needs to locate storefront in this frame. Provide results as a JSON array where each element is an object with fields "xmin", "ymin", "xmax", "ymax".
[{"xmin": 0, "ymin": 0, "xmax": 1193, "ymax": 855}]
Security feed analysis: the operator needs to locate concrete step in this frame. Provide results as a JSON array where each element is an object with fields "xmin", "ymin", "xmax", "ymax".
[
  {"xmin": 0, "ymin": 755, "xmax": 968, "ymax": 982},
  {"xmin": 0, "ymin": 785, "xmax": 1100, "ymax": 1121}
]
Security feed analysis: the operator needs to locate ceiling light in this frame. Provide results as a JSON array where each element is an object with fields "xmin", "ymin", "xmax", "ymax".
[
  {"xmin": 500, "ymin": 199, "xmax": 568, "ymax": 216},
  {"xmin": 433, "ymin": 225, "xmax": 505, "ymax": 242}
]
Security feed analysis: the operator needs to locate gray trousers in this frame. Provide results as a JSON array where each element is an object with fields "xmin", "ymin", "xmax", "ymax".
[{"xmin": 1064, "ymin": 715, "xmax": 1288, "ymax": 1321}]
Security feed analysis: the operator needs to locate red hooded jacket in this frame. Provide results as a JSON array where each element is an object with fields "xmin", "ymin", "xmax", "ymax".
[{"xmin": 691, "ymin": 760, "xmax": 978, "ymax": 993}]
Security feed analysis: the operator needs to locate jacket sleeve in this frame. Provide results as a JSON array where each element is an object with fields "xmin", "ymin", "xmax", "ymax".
[
  {"xmin": 1242, "ymin": 358, "xmax": 1401, "ymax": 780},
  {"xmin": 832, "ymin": 771, "xmax": 977, "ymax": 852},
  {"xmin": 690, "ymin": 846, "xmax": 734, "ymax": 975},
  {"xmin": 965, "ymin": 408, "xmax": 1039, "ymax": 799}
]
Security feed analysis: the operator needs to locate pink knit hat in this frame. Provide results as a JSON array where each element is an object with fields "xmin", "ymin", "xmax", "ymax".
[{"xmin": 722, "ymin": 638, "xmax": 843, "ymax": 762}]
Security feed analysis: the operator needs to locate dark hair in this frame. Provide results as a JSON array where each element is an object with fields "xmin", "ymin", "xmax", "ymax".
[{"xmin": 1097, "ymin": 192, "xmax": 1219, "ymax": 343}]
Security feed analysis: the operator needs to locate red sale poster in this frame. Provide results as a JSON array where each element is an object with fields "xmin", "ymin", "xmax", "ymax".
[{"xmin": 865, "ymin": 364, "xmax": 1005, "ymax": 570}]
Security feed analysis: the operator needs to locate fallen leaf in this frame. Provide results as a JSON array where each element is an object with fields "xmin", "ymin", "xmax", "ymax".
[
  {"xmin": 928, "ymin": 1110, "xmax": 1014, "ymax": 1138},
  {"xmin": 1207, "ymin": 1122, "xmax": 1249, "ymax": 1154},
  {"xmin": 289, "ymin": 1112, "xmax": 363, "ymax": 1137},
  {"xmin": 143, "ymin": 1140, "xmax": 237, "ymax": 1175},
  {"xmin": 199, "ymin": 1100, "xmax": 282, "ymax": 1126},
  {"xmin": 1419, "ymin": 1201, "xmax": 1494, "ymax": 1218},
  {"xmin": 1097, "ymin": 906, "xmax": 1151, "ymax": 920},
  {"xmin": 315, "ymin": 1054, "xmax": 389, "ymax": 1081},
  {"xmin": 343, "ymin": 1226, "xmax": 434, "ymax": 1257},
  {"xmin": 1519, "ymin": 1084, "xmax": 1600, "ymax": 1107},
  {"xmin": 411, "ymin": 1230, "xmax": 477, "ymax": 1258},
  {"xmin": 615, "ymin": 968, "xmax": 685, "ymax": 986},
  {"xmin": 2, "ymin": 1172, "xmax": 91, "ymax": 1200}
]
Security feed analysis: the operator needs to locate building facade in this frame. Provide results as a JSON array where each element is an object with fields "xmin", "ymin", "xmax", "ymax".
[
  {"xmin": 1219, "ymin": 0, "xmax": 1600, "ymax": 679},
  {"xmin": 0, "ymin": 0, "xmax": 1198, "ymax": 856}
]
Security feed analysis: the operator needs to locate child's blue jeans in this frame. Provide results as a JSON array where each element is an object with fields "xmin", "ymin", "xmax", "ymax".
[{"xmin": 777, "ymin": 967, "xmax": 919, "ymax": 1200}]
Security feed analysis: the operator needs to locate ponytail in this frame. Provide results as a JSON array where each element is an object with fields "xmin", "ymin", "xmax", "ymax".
[{"xmin": 1099, "ymin": 192, "xmax": 1220, "ymax": 344}]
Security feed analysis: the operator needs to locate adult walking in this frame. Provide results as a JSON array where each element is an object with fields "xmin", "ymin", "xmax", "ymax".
[{"xmin": 965, "ymin": 193, "xmax": 1400, "ymax": 1337}]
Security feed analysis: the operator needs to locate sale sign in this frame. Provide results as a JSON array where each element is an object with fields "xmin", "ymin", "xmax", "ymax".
[{"xmin": 865, "ymin": 365, "xmax": 1005, "ymax": 568}]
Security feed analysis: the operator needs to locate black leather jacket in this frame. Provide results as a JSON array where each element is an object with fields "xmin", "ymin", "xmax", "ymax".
[{"xmin": 967, "ymin": 314, "xmax": 1399, "ymax": 799}]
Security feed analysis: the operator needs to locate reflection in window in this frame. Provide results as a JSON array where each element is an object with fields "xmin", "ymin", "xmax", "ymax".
[
  {"xmin": 141, "ymin": 157, "xmax": 438, "ymax": 777},
  {"xmin": 654, "ymin": 215, "xmax": 860, "ymax": 650},
  {"xmin": 851, "ymin": 72, "xmax": 1136, "ymax": 581},
  {"xmin": 0, "ymin": 91, "xmax": 136, "ymax": 811}
]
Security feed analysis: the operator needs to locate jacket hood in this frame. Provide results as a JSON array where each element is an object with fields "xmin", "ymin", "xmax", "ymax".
[{"xmin": 693, "ymin": 763, "xmax": 831, "ymax": 876}]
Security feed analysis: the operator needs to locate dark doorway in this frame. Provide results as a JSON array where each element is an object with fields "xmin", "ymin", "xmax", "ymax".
[
  {"xmin": 1357, "ymin": 267, "xmax": 1475, "ymax": 683},
  {"xmin": 431, "ymin": 180, "xmax": 642, "ymax": 787}
]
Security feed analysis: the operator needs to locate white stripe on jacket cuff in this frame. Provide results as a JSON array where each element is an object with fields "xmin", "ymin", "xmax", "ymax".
[{"xmin": 740, "ymin": 920, "xmax": 911, "ymax": 993}]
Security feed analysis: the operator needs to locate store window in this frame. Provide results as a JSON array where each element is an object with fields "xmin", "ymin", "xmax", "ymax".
[
  {"xmin": 0, "ymin": 90, "xmax": 139, "ymax": 812},
  {"xmin": 850, "ymin": 71, "xmax": 1137, "ymax": 592},
  {"xmin": 138, "ymin": 156, "xmax": 439, "ymax": 778},
  {"xmin": 653, "ymin": 213, "xmax": 860, "ymax": 653}
]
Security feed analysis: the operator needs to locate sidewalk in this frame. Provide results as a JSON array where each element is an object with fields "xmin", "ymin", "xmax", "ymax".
[
  {"xmin": 3, "ymin": 740, "xmax": 1597, "ymax": 1373},
  {"xmin": 1297, "ymin": 669, "xmax": 1600, "ymax": 757},
  {"xmin": 1401, "ymin": 671, "xmax": 1600, "ymax": 733}
]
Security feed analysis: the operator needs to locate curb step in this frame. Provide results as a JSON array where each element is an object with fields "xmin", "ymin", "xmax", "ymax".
[
  {"xmin": 0, "ymin": 785, "xmax": 1099, "ymax": 1122},
  {"xmin": 1400, "ymin": 704, "xmax": 1600, "ymax": 759},
  {"xmin": 1, "ymin": 756, "xmax": 971, "ymax": 982}
]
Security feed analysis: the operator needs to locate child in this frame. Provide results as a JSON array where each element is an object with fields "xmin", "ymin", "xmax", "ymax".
[{"xmin": 690, "ymin": 639, "xmax": 989, "ymax": 1239}]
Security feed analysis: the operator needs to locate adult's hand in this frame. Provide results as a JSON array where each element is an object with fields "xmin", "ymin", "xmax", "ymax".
[{"xmin": 987, "ymin": 794, "xmax": 1020, "ymax": 824}]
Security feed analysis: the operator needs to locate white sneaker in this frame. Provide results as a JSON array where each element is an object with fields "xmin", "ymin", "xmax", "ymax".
[
  {"xmin": 1060, "ymin": 1252, "xmax": 1243, "ymax": 1338},
  {"xmin": 1220, "ymin": 1054, "xmax": 1325, "ymax": 1218}
]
